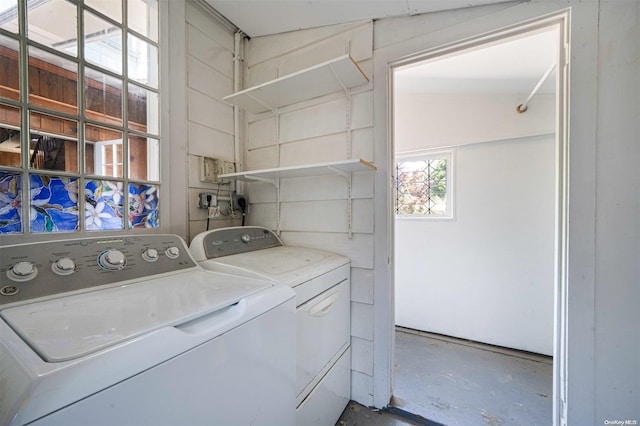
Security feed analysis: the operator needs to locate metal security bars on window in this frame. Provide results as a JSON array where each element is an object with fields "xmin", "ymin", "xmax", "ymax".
[{"xmin": 395, "ymin": 158, "xmax": 447, "ymax": 216}]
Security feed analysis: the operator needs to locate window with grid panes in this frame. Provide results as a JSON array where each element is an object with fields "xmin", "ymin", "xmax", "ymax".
[
  {"xmin": 395, "ymin": 152, "xmax": 452, "ymax": 218},
  {"xmin": 0, "ymin": 0, "xmax": 160, "ymax": 234}
]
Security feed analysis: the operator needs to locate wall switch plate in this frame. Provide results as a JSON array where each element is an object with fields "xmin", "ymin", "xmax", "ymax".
[{"xmin": 199, "ymin": 156, "xmax": 235, "ymax": 183}]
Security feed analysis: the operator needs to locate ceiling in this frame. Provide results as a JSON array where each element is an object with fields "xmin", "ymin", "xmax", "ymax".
[
  {"xmin": 204, "ymin": 0, "xmax": 513, "ymax": 38},
  {"xmin": 204, "ymin": 0, "xmax": 559, "ymax": 96}
]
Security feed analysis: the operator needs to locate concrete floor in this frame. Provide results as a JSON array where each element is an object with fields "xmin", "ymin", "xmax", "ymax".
[{"xmin": 337, "ymin": 328, "xmax": 552, "ymax": 426}]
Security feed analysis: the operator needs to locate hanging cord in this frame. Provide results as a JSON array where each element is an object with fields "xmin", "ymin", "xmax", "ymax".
[
  {"xmin": 237, "ymin": 196, "xmax": 247, "ymax": 226},
  {"xmin": 206, "ymin": 194, "xmax": 212, "ymax": 231}
]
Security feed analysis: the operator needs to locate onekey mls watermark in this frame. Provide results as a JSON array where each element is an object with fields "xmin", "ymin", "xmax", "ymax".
[{"xmin": 604, "ymin": 420, "xmax": 638, "ymax": 425}]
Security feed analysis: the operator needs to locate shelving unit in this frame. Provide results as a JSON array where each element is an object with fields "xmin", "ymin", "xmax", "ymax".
[
  {"xmin": 223, "ymin": 54, "xmax": 373, "ymax": 238},
  {"xmin": 223, "ymin": 54, "xmax": 369, "ymax": 114},
  {"xmin": 219, "ymin": 159, "xmax": 376, "ymax": 238}
]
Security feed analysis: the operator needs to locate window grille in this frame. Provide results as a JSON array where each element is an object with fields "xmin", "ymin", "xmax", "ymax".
[
  {"xmin": 0, "ymin": 0, "xmax": 160, "ymax": 235},
  {"xmin": 395, "ymin": 154, "xmax": 451, "ymax": 217}
]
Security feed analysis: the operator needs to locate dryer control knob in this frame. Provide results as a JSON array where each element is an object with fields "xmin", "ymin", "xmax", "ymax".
[
  {"xmin": 98, "ymin": 249, "xmax": 127, "ymax": 270},
  {"xmin": 142, "ymin": 248, "xmax": 159, "ymax": 262},
  {"xmin": 52, "ymin": 257, "xmax": 76, "ymax": 275},
  {"xmin": 165, "ymin": 246, "xmax": 180, "ymax": 259},
  {"xmin": 8, "ymin": 261, "xmax": 38, "ymax": 282},
  {"xmin": 240, "ymin": 234, "xmax": 251, "ymax": 243}
]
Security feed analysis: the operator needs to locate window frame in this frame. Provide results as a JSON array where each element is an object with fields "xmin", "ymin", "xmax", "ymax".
[
  {"xmin": 394, "ymin": 149, "xmax": 455, "ymax": 220},
  {"xmin": 0, "ymin": 0, "xmax": 165, "ymax": 240}
]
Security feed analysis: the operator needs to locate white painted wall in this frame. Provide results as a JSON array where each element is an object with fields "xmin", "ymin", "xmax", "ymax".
[
  {"xmin": 167, "ymin": 0, "xmax": 241, "ymax": 241},
  {"xmin": 395, "ymin": 135, "xmax": 556, "ymax": 355},
  {"xmin": 241, "ymin": 21, "xmax": 377, "ymax": 406}
]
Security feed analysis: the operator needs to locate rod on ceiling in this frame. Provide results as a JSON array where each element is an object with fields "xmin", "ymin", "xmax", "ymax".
[{"xmin": 517, "ymin": 62, "xmax": 557, "ymax": 113}]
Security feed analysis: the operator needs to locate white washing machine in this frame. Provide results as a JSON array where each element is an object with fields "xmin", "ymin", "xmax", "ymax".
[
  {"xmin": 0, "ymin": 234, "xmax": 295, "ymax": 426},
  {"xmin": 190, "ymin": 226, "xmax": 351, "ymax": 426}
]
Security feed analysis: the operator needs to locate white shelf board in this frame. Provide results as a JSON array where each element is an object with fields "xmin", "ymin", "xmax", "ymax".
[
  {"xmin": 219, "ymin": 159, "xmax": 376, "ymax": 182},
  {"xmin": 223, "ymin": 54, "xmax": 369, "ymax": 114}
]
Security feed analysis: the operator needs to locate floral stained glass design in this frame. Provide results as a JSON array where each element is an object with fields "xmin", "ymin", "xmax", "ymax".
[
  {"xmin": 128, "ymin": 182, "xmax": 159, "ymax": 228},
  {"xmin": 0, "ymin": 172, "xmax": 22, "ymax": 233},
  {"xmin": 30, "ymin": 175, "xmax": 79, "ymax": 233},
  {"xmin": 85, "ymin": 180, "xmax": 125, "ymax": 230}
]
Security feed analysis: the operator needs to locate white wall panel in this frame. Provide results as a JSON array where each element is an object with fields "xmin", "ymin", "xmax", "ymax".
[
  {"xmin": 187, "ymin": 56, "xmax": 233, "ymax": 100},
  {"xmin": 186, "ymin": 24, "xmax": 233, "ymax": 78},
  {"xmin": 351, "ymin": 91, "xmax": 374, "ymax": 129},
  {"xmin": 351, "ymin": 268, "xmax": 375, "ymax": 305},
  {"xmin": 247, "ymin": 117, "xmax": 276, "ymax": 149},
  {"xmin": 187, "ymin": 89, "xmax": 234, "ymax": 134},
  {"xmin": 351, "ymin": 337, "xmax": 375, "ymax": 376},
  {"xmin": 246, "ymin": 146, "xmax": 278, "ymax": 170},
  {"xmin": 188, "ymin": 122, "xmax": 235, "ymax": 160},
  {"xmin": 280, "ymin": 232, "xmax": 374, "ymax": 269},
  {"xmin": 280, "ymin": 200, "xmax": 348, "ymax": 232},
  {"xmin": 279, "ymin": 98, "xmax": 347, "ymax": 143},
  {"xmin": 352, "ymin": 199, "xmax": 374, "ymax": 234},
  {"xmin": 186, "ymin": 2, "xmax": 234, "ymax": 49},
  {"xmin": 351, "ymin": 302, "xmax": 374, "ymax": 341},
  {"xmin": 351, "ymin": 371, "xmax": 374, "ymax": 407},
  {"xmin": 352, "ymin": 128, "xmax": 375, "ymax": 161},
  {"xmin": 279, "ymin": 133, "xmax": 348, "ymax": 166},
  {"xmin": 246, "ymin": 182, "xmax": 276, "ymax": 204},
  {"xmin": 246, "ymin": 22, "xmax": 372, "ymax": 68},
  {"xmin": 279, "ymin": 174, "xmax": 373, "ymax": 202},
  {"xmin": 246, "ymin": 202, "xmax": 278, "ymax": 229}
]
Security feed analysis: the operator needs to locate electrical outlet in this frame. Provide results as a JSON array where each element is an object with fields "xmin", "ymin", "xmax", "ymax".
[{"xmin": 198, "ymin": 193, "xmax": 216, "ymax": 209}]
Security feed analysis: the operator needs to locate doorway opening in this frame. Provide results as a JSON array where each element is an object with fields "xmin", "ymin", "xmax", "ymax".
[{"xmin": 390, "ymin": 20, "xmax": 566, "ymax": 426}]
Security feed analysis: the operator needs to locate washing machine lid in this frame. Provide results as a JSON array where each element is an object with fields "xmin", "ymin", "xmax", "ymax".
[
  {"xmin": 0, "ymin": 270, "xmax": 271, "ymax": 363},
  {"xmin": 200, "ymin": 246, "xmax": 349, "ymax": 287}
]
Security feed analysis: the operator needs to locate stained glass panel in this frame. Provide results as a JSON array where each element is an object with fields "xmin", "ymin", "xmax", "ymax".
[
  {"xmin": 29, "ymin": 174, "xmax": 79, "ymax": 233},
  {"xmin": 85, "ymin": 179, "xmax": 124, "ymax": 230},
  {"xmin": 0, "ymin": 171, "xmax": 22, "ymax": 233},
  {"xmin": 128, "ymin": 182, "xmax": 158, "ymax": 228}
]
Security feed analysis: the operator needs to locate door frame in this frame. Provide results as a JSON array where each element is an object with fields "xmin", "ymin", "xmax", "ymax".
[{"xmin": 373, "ymin": 9, "xmax": 570, "ymax": 425}]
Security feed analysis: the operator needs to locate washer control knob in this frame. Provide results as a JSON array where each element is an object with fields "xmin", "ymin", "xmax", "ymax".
[
  {"xmin": 52, "ymin": 257, "xmax": 76, "ymax": 275},
  {"xmin": 165, "ymin": 246, "xmax": 180, "ymax": 259},
  {"xmin": 8, "ymin": 261, "xmax": 38, "ymax": 282},
  {"xmin": 142, "ymin": 248, "xmax": 159, "ymax": 262},
  {"xmin": 240, "ymin": 234, "xmax": 251, "ymax": 243},
  {"xmin": 98, "ymin": 249, "xmax": 127, "ymax": 270}
]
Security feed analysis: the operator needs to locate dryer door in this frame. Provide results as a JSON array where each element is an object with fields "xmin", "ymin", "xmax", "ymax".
[{"xmin": 296, "ymin": 279, "xmax": 350, "ymax": 398}]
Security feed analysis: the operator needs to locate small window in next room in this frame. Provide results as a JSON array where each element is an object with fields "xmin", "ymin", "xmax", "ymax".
[{"xmin": 395, "ymin": 151, "xmax": 453, "ymax": 218}]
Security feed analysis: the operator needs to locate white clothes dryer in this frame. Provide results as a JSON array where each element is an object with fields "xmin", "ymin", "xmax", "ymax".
[
  {"xmin": 0, "ymin": 234, "xmax": 295, "ymax": 426},
  {"xmin": 190, "ymin": 226, "xmax": 352, "ymax": 426}
]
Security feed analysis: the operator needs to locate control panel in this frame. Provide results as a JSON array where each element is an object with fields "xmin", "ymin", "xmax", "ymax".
[
  {"xmin": 202, "ymin": 227, "xmax": 282, "ymax": 259},
  {"xmin": 0, "ymin": 235, "xmax": 197, "ymax": 307}
]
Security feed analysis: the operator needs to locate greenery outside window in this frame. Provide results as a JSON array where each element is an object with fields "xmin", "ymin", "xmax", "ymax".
[
  {"xmin": 0, "ymin": 0, "xmax": 160, "ymax": 235},
  {"xmin": 395, "ymin": 151, "xmax": 453, "ymax": 218}
]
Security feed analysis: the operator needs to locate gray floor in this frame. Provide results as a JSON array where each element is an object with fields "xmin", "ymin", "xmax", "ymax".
[{"xmin": 337, "ymin": 328, "xmax": 552, "ymax": 426}]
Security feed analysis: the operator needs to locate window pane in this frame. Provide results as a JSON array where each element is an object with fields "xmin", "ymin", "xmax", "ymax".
[
  {"xmin": 0, "ymin": 171, "xmax": 22, "ymax": 233},
  {"xmin": 0, "ymin": 0, "xmax": 18, "ymax": 33},
  {"xmin": 85, "ymin": 66, "xmax": 123, "ymax": 126},
  {"xmin": 85, "ymin": 124, "xmax": 123, "ymax": 178},
  {"xmin": 85, "ymin": 179, "xmax": 124, "ymax": 230},
  {"xmin": 85, "ymin": 0, "xmax": 122, "ymax": 23},
  {"xmin": 128, "ymin": 83, "xmax": 158, "ymax": 135},
  {"xmin": 29, "ymin": 46, "xmax": 78, "ymax": 114},
  {"xmin": 0, "ymin": 104, "xmax": 20, "ymax": 167},
  {"xmin": 128, "ymin": 182, "xmax": 158, "ymax": 228},
  {"xmin": 128, "ymin": 0, "xmax": 158, "ymax": 42},
  {"xmin": 0, "ymin": 34, "xmax": 19, "ymax": 101},
  {"xmin": 396, "ymin": 159, "xmax": 447, "ymax": 216},
  {"xmin": 84, "ymin": 10, "xmax": 122, "ymax": 74},
  {"xmin": 27, "ymin": 0, "xmax": 78, "ymax": 56},
  {"xmin": 30, "ymin": 174, "xmax": 79, "ymax": 233},
  {"xmin": 129, "ymin": 135, "xmax": 158, "ymax": 181},
  {"xmin": 128, "ymin": 34, "xmax": 157, "ymax": 88},
  {"xmin": 29, "ymin": 111, "xmax": 78, "ymax": 172}
]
